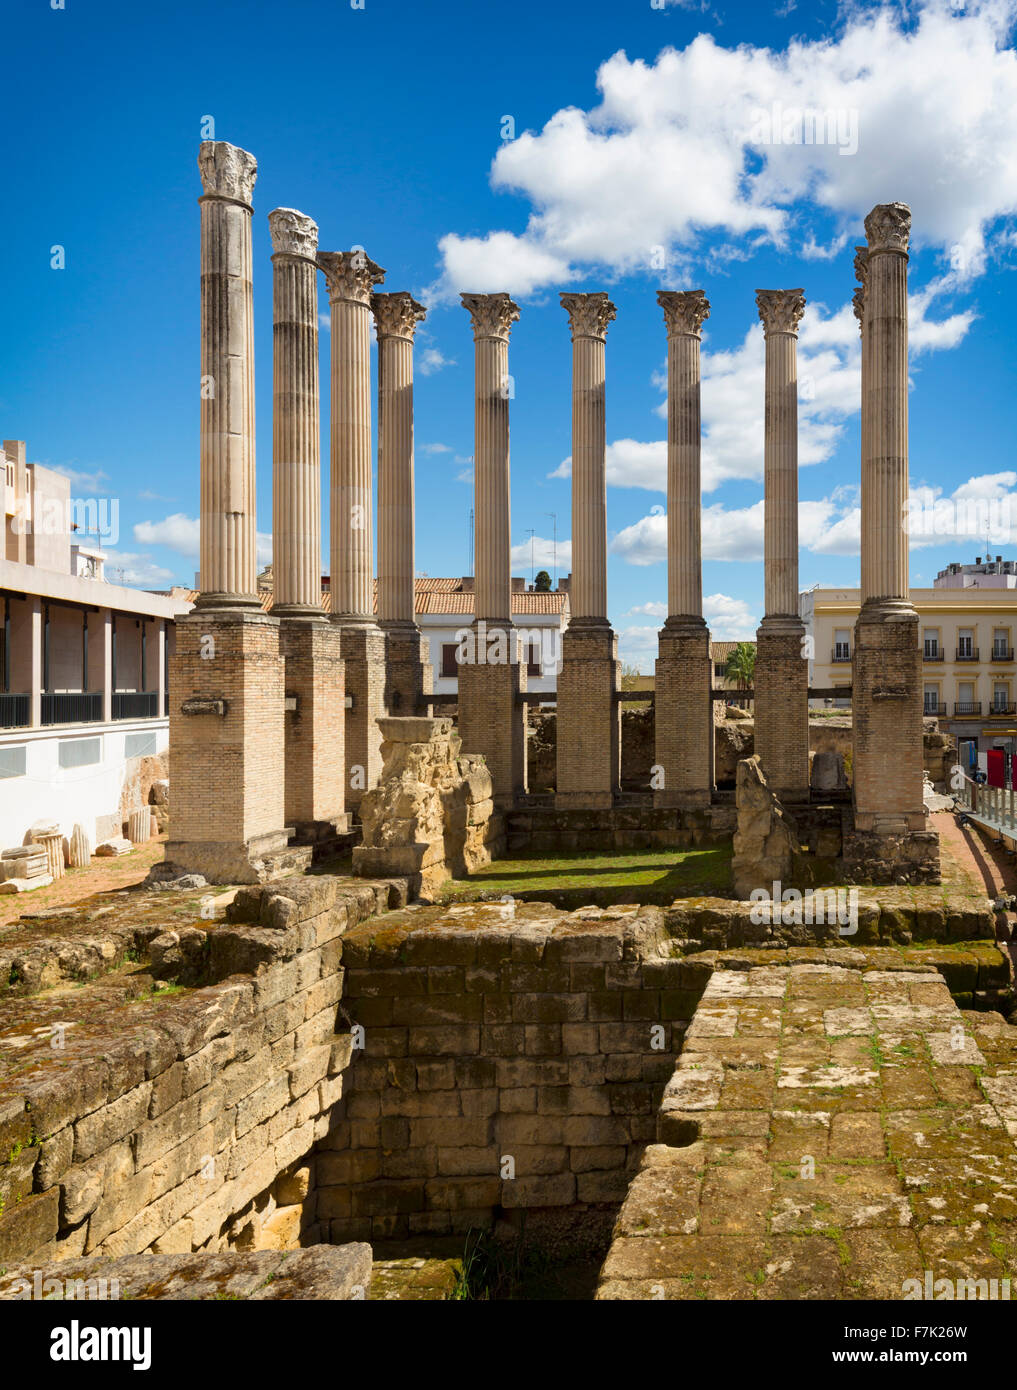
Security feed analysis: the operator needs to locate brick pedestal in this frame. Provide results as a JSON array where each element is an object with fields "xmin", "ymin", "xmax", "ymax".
[
  {"xmin": 457, "ymin": 622, "xmax": 527, "ymax": 808},
  {"xmin": 382, "ymin": 622, "xmax": 433, "ymax": 717},
  {"xmin": 166, "ymin": 608, "xmax": 304, "ymax": 882},
  {"xmin": 851, "ymin": 603, "xmax": 925, "ymax": 833},
  {"xmin": 337, "ymin": 622, "xmax": 387, "ymax": 811},
  {"xmin": 279, "ymin": 617, "xmax": 349, "ymax": 840},
  {"xmin": 654, "ymin": 619, "xmax": 712, "ymax": 809},
  {"xmin": 754, "ymin": 619, "xmax": 809, "ymax": 802},
  {"xmin": 555, "ymin": 620, "xmax": 620, "ymax": 809}
]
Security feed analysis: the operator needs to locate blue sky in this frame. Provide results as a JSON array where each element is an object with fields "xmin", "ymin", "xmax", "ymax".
[{"xmin": 3, "ymin": 0, "xmax": 1017, "ymax": 669}]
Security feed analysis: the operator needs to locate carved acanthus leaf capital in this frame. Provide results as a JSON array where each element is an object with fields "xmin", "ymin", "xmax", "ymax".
[
  {"xmin": 461, "ymin": 292, "xmax": 520, "ymax": 341},
  {"xmin": 268, "ymin": 208, "xmax": 318, "ymax": 260},
  {"xmin": 372, "ymin": 291, "xmax": 428, "ymax": 341},
  {"xmin": 197, "ymin": 141, "xmax": 257, "ymax": 204},
  {"xmin": 755, "ymin": 288, "xmax": 806, "ymax": 336},
  {"xmin": 864, "ymin": 202, "xmax": 911, "ymax": 255},
  {"xmin": 852, "ymin": 286, "xmax": 866, "ymax": 331},
  {"xmin": 317, "ymin": 250, "xmax": 386, "ymax": 304},
  {"xmin": 657, "ymin": 289, "xmax": 710, "ymax": 338},
  {"xmin": 560, "ymin": 291, "xmax": 616, "ymax": 340}
]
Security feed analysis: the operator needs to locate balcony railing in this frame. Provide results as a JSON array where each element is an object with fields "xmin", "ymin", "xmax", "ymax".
[
  {"xmin": 991, "ymin": 647, "xmax": 1014, "ymax": 662},
  {"xmin": 989, "ymin": 703, "xmax": 1017, "ymax": 718},
  {"xmin": 922, "ymin": 648, "xmax": 944, "ymax": 662},
  {"xmin": 112, "ymin": 691, "xmax": 160, "ymax": 720},
  {"xmin": 954, "ymin": 701, "xmax": 982, "ymax": 717},
  {"xmin": 0, "ymin": 692, "xmax": 30, "ymax": 729},
  {"xmin": 923, "ymin": 702, "xmax": 947, "ymax": 717},
  {"xmin": 955, "ymin": 647, "xmax": 979, "ymax": 662},
  {"xmin": 831, "ymin": 648, "xmax": 851, "ymax": 663},
  {"xmin": 41, "ymin": 691, "xmax": 103, "ymax": 726}
]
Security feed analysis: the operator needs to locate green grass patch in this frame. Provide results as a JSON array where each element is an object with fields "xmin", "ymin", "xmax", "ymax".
[{"xmin": 441, "ymin": 844, "xmax": 734, "ymax": 908}]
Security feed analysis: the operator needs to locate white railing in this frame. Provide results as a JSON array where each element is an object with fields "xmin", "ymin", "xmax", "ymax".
[{"xmin": 957, "ymin": 773, "xmax": 1017, "ymax": 836}]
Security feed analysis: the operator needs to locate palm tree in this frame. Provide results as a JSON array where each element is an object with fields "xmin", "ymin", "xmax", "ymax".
[{"xmin": 724, "ymin": 641, "xmax": 756, "ymax": 693}]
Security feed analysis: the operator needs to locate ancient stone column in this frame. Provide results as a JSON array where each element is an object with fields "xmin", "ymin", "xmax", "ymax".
[
  {"xmin": 458, "ymin": 293, "xmax": 526, "ymax": 806},
  {"xmin": 372, "ymin": 291, "xmax": 434, "ymax": 717},
  {"xmin": 851, "ymin": 203, "xmax": 925, "ymax": 839},
  {"xmin": 654, "ymin": 291, "xmax": 714, "ymax": 809},
  {"xmin": 269, "ymin": 208, "xmax": 347, "ymax": 844},
  {"xmin": 319, "ymin": 249, "xmax": 387, "ymax": 808},
  {"xmin": 195, "ymin": 141, "xmax": 259, "ymax": 608},
  {"xmin": 556, "ymin": 292, "xmax": 620, "ymax": 809},
  {"xmin": 167, "ymin": 142, "xmax": 295, "ymax": 884},
  {"xmin": 753, "ymin": 288, "xmax": 809, "ymax": 802}
]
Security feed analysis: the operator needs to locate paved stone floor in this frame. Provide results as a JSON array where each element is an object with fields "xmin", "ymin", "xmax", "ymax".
[{"xmin": 598, "ymin": 955, "xmax": 1017, "ymax": 1299}]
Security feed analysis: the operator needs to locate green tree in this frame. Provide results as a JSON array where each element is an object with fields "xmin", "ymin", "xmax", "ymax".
[
  {"xmin": 724, "ymin": 641, "xmax": 756, "ymax": 690},
  {"xmin": 534, "ymin": 570, "xmax": 552, "ymax": 592}
]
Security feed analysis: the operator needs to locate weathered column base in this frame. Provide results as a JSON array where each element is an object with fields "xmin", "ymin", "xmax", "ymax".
[
  {"xmin": 457, "ymin": 622, "xmax": 527, "ymax": 809},
  {"xmin": 335, "ymin": 621, "xmax": 388, "ymax": 812},
  {"xmin": 165, "ymin": 607, "xmax": 304, "ymax": 884},
  {"xmin": 279, "ymin": 616, "xmax": 350, "ymax": 843},
  {"xmin": 382, "ymin": 622, "xmax": 434, "ymax": 717},
  {"xmin": 851, "ymin": 600, "xmax": 926, "ymax": 832},
  {"xmin": 555, "ymin": 620, "xmax": 620, "ymax": 810},
  {"xmin": 754, "ymin": 617, "xmax": 810, "ymax": 803},
  {"xmin": 653, "ymin": 618, "xmax": 713, "ymax": 809}
]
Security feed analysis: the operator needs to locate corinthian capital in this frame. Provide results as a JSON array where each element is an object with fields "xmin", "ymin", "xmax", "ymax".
[
  {"xmin": 865, "ymin": 202, "xmax": 911, "ymax": 255},
  {"xmin": 560, "ymin": 291, "xmax": 616, "ymax": 341},
  {"xmin": 268, "ymin": 208, "xmax": 318, "ymax": 260},
  {"xmin": 317, "ymin": 250, "xmax": 386, "ymax": 304},
  {"xmin": 755, "ymin": 288, "xmax": 806, "ymax": 336},
  {"xmin": 461, "ymin": 292, "xmax": 520, "ymax": 341},
  {"xmin": 197, "ymin": 141, "xmax": 257, "ymax": 205},
  {"xmin": 372, "ymin": 291, "xmax": 427, "ymax": 340},
  {"xmin": 853, "ymin": 245, "xmax": 868, "ymax": 331},
  {"xmin": 657, "ymin": 289, "xmax": 710, "ymax": 338}
]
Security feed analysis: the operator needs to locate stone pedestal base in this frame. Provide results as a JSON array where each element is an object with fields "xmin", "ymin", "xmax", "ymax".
[
  {"xmin": 654, "ymin": 619, "xmax": 712, "ymax": 809},
  {"xmin": 754, "ymin": 618, "xmax": 809, "ymax": 802},
  {"xmin": 166, "ymin": 607, "xmax": 292, "ymax": 883},
  {"xmin": 382, "ymin": 622, "xmax": 434, "ymax": 718},
  {"xmin": 279, "ymin": 617, "xmax": 348, "ymax": 840},
  {"xmin": 555, "ymin": 620, "xmax": 620, "ymax": 810},
  {"xmin": 457, "ymin": 623, "xmax": 527, "ymax": 808},
  {"xmin": 336, "ymin": 621, "xmax": 388, "ymax": 811},
  {"xmin": 852, "ymin": 601, "xmax": 925, "ymax": 830}
]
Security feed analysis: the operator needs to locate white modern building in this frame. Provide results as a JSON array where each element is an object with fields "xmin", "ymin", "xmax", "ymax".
[{"xmin": 1, "ymin": 438, "xmax": 192, "ymax": 850}]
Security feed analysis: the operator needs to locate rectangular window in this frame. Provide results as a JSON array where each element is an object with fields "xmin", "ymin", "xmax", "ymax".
[
  {"xmin": 994, "ymin": 629, "xmax": 1010, "ymax": 658},
  {"xmin": 125, "ymin": 731, "xmax": 157, "ymax": 759},
  {"xmin": 714, "ymin": 662, "xmax": 726, "ymax": 678},
  {"xmin": 994, "ymin": 684, "xmax": 1009, "ymax": 711},
  {"xmin": 923, "ymin": 685, "xmax": 940, "ymax": 714},
  {"xmin": 958, "ymin": 629, "xmax": 974, "ymax": 658},
  {"xmin": 440, "ymin": 644, "xmax": 459, "ymax": 678},
  {"xmin": 0, "ymin": 745, "xmax": 26, "ymax": 779},
  {"xmin": 923, "ymin": 629, "xmax": 940, "ymax": 658},
  {"xmin": 526, "ymin": 643, "xmax": 542, "ymax": 678},
  {"xmin": 58, "ymin": 736, "xmax": 101, "ymax": 769},
  {"xmin": 833, "ymin": 629, "xmax": 850, "ymax": 660}
]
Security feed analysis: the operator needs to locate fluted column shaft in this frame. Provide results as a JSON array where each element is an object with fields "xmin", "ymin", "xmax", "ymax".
[
  {"xmin": 270, "ymin": 209, "xmax": 322, "ymax": 614},
  {"xmin": 659, "ymin": 292, "xmax": 709, "ymax": 620},
  {"xmin": 463, "ymin": 295, "xmax": 519, "ymax": 624},
  {"xmin": 757, "ymin": 290, "xmax": 805, "ymax": 618},
  {"xmin": 197, "ymin": 141, "xmax": 259, "ymax": 605},
  {"xmin": 862, "ymin": 218, "xmax": 910, "ymax": 604},
  {"xmin": 374, "ymin": 294, "xmax": 426, "ymax": 625},
  {"xmin": 319, "ymin": 251, "xmax": 385, "ymax": 622},
  {"xmin": 562, "ymin": 294, "xmax": 614, "ymax": 621}
]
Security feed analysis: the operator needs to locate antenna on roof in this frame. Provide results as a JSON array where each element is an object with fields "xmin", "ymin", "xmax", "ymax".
[
  {"xmin": 525, "ymin": 528, "xmax": 536, "ymax": 584},
  {"xmin": 545, "ymin": 512, "xmax": 557, "ymax": 586}
]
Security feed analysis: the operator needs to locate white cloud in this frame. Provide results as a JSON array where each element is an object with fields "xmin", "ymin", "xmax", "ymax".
[
  {"xmin": 510, "ymin": 535, "xmax": 572, "ymax": 571},
  {"xmin": 101, "ymin": 551, "xmax": 175, "ymax": 586},
  {"xmin": 49, "ymin": 464, "xmax": 111, "ymax": 492},
  {"xmin": 134, "ymin": 513, "xmax": 199, "ymax": 555},
  {"xmin": 418, "ymin": 348, "xmax": 456, "ymax": 375},
  {"xmin": 434, "ymin": 4, "xmax": 1017, "ymax": 295},
  {"xmin": 703, "ymin": 592, "xmax": 759, "ymax": 640},
  {"xmin": 423, "ymin": 442, "xmax": 453, "ymax": 454},
  {"xmin": 626, "ymin": 600, "xmax": 667, "ymax": 618}
]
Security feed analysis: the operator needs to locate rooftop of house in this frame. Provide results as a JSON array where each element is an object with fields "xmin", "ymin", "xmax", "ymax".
[{"xmin": 226, "ymin": 571, "xmax": 571, "ymax": 619}]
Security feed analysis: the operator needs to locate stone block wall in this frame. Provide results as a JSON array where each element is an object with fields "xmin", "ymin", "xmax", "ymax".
[
  {"xmin": 313, "ymin": 903, "xmax": 707, "ymax": 1242},
  {"xmin": 0, "ymin": 876, "xmax": 396, "ymax": 1267}
]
